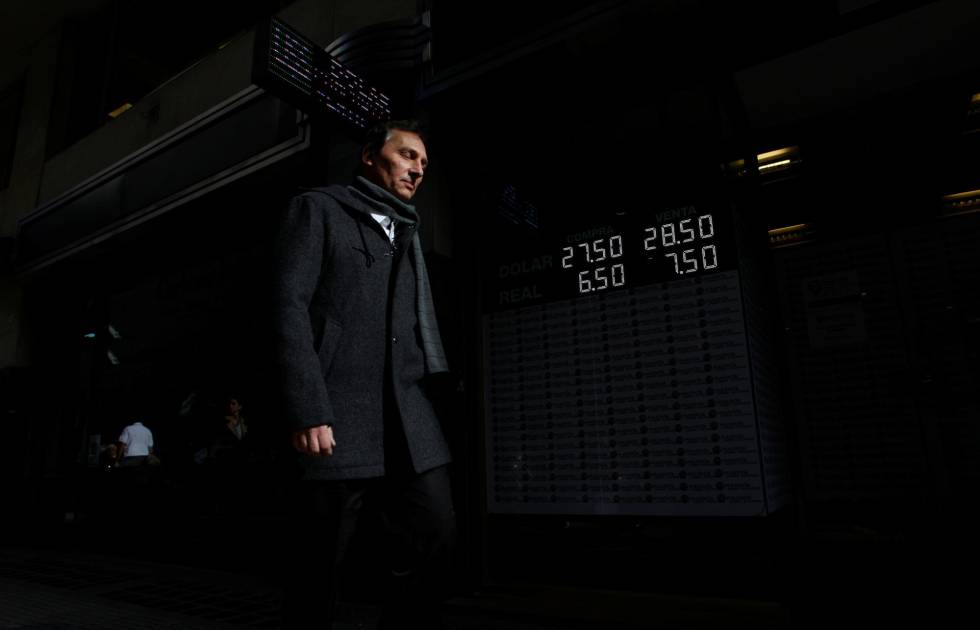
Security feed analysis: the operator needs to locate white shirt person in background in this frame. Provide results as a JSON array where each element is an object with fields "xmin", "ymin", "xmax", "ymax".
[{"xmin": 118, "ymin": 420, "xmax": 154, "ymax": 466}]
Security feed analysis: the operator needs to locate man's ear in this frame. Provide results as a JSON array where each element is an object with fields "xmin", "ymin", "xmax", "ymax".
[{"xmin": 361, "ymin": 146, "xmax": 374, "ymax": 168}]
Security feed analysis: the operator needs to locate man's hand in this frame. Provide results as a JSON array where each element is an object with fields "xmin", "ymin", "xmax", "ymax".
[{"xmin": 292, "ymin": 424, "xmax": 336, "ymax": 456}]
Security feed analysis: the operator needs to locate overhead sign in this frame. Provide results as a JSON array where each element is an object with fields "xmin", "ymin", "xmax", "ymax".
[{"xmin": 253, "ymin": 17, "xmax": 391, "ymax": 129}]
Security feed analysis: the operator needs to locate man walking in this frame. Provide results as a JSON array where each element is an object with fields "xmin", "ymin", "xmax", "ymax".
[{"xmin": 274, "ymin": 120, "xmax": 455, "ymax": 629}]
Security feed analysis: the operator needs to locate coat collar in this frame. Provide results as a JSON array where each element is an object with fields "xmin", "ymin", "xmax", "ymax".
[{"xmin": 347, "ymin": 176, "xmax": 419, "ymax": 226}]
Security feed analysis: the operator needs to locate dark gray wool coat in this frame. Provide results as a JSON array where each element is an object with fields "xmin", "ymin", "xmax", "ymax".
[{"xmin": 273, "ymin": 176, "xmax": 452, "ymax": 480}]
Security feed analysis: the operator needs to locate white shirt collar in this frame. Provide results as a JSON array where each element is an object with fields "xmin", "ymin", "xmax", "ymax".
[{"xmin": 370, "ymin": 212, "xmax": 396, "ymax": 243}]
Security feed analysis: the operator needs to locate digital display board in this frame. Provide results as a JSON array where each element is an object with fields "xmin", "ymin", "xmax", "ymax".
[
  {"xmin": 561, "ymin": 210, "xmax": 722, "ymax": 292},
  {"xmin": 253, "ymin": 18, "xmax": 391, "ymax": 129},
  {"xmin": 482, "ymin": 197, "xmax": 785, "ymax": 517},
  {"xmin": 490, "ymin": 202, "xmax": 738, "ymax": 312}
]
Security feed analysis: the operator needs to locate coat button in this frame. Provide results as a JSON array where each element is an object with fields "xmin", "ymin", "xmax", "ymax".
[{"xmin": 392, "ymin": 336, "xmax": 398, "ymax": 344}]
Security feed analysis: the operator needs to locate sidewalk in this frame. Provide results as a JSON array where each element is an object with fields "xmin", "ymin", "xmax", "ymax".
[
  {"xmin": 0, "ymin": 545, "xmax": 789, "ymax": 629},
  {"xmin": 0, "ymin": 547, "xmax": 279, "ymax": 630}
]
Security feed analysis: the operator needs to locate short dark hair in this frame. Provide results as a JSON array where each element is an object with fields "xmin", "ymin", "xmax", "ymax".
[{"xmin": 361, "ymin": 119, "xmax": 425, "ymax": 158}]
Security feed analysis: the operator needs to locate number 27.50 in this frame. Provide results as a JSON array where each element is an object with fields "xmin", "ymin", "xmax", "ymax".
[{"xmin": 561, "ymin": 235, "xmax": 623, "ymax": 268}]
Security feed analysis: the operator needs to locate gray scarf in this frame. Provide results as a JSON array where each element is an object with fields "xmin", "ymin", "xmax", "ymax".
[{"xmin": 348, "ymin": 176, "xmax": 449, "ymax": 375}]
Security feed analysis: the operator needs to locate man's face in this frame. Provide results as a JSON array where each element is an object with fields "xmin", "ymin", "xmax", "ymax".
[{"xmin": 361, "ymin": 129, "xmax": 428, "ymax": 202}]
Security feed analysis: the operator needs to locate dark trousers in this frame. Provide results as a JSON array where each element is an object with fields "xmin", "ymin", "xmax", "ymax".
[{"xmin": 280, "ymin": 463, "xmax": 456, "ymax": 629}]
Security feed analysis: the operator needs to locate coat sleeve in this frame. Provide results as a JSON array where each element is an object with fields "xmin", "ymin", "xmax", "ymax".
[{"xmin": 273, "ymin": 194, "xmax": 335, "ymax": 431}]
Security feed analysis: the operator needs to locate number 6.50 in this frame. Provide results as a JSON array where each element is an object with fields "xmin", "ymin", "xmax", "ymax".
[{"xmin": 577, "ymin": 264, "xmax": 626, "ymax": 293}]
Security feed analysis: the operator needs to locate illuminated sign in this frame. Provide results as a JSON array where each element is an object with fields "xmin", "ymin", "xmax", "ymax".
[
  {"xmin": 488, "ymin": 202, "xmax": 737, "ymax": 311},
  {"xmin": 482, "ymin": 196, "xmax": 787, "ymax": 517},
  {"xmin": 253, "ymin": 18, "xmax": 391, "ymax": 129},
  {"xmin": 560, "ymin": 210, "xmax": 722, "ymax": 297}
]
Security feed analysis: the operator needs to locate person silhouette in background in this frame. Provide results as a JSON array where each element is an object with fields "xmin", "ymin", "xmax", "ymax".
[
  {"xmin": 209, "ymin": 394, "xmax": 265, "ymax": 516},
  {"xmin": 118, "ymin": 419, "xmax": 154, "ymax": 466},
  {"xmin": 210, "ymin": 395, "xmax": 249, "ymax": 459}
]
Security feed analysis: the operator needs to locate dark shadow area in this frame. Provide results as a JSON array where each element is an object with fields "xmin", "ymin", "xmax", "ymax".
[{"xmin": 3, "ymin": 2, "xmax": 980, "ymax": 629}]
